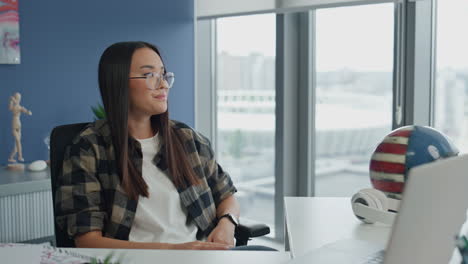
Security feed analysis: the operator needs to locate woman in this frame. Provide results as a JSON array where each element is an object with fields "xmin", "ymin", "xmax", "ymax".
[{"xmin": 55, "ymin": 41, "xmax": 240, "ymax": 250}]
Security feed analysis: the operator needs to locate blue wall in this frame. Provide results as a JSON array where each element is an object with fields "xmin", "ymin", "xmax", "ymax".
[{"xmin": 0, "ymin": 1, "xmax": 194, "ymax": 163}]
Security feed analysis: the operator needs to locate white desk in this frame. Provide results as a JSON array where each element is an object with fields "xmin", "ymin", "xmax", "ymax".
[
  {"xmin": 69, "ymin": 248, "xmax": 291, "ymax": 264},
  {"xmin": 284, "ymin": 197, "xmax": 391, "ymax": 258}
]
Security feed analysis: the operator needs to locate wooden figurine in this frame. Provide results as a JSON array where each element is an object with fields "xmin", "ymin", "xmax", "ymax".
[{"xmin": 7, "ymin": 92, "xmax": 32, "ymax": 170}]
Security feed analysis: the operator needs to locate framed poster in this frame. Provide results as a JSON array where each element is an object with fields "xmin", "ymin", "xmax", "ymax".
[{"xmin": 0, "ymin": 0, "xmax": 20, "ymax": 64}]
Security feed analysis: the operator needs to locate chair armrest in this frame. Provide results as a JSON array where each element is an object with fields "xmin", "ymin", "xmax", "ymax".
[
  {"xmin": 234, "ymin": 223, "xmax": 270, "ymax": 246},
  {"xmin": 236, "ymin": 223, "xmax": 270, "ymax": 238}
]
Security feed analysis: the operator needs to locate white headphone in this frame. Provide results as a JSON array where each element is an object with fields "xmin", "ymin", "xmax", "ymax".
[{"xmin": 351, "ymin": 188, "xmax": 401, "ymax": 226}]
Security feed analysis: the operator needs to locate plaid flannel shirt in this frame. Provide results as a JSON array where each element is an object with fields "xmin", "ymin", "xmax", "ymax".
[{"xmin": 55, "ymin": 119, "xmax": 237, "ymax": 241}]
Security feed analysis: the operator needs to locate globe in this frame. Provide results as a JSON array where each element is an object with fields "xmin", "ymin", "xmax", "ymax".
[{"xmin": 369, "ymin": 125, "xmax": 459, "ymax": 200}]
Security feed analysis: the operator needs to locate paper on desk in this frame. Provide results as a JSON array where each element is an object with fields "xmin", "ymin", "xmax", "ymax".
[
  {"xmin": 0, "ymin": 243, "xmax": 101, "ymax": 264},
  {"xmin": 1, "ymin": 243, "xmax": 43, "ymax": 264}
]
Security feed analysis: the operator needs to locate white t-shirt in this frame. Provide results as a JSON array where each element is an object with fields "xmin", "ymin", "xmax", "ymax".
[{"xmin": 128, "ymin": 134, "xmax": 199, "ymax": 243}]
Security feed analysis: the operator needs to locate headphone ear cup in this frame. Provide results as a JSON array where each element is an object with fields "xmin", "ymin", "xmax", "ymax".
[
  {"xmin": 352, "ymin": 188, "xmax": 397, "ymax": 225},
  {"xmin": 351, "ymin": 189, "xmax": 381, "ymax": 224},
  {"xmin": 363, "ymin": 188, "xmax": 389, "ymax": 212}
]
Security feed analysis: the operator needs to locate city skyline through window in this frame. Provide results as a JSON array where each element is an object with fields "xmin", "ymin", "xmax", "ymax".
[
  {"xmin": 434, "ymin": 0, "xmax": 468, "ymax": 153},
  {"xmin": 216, "ymin": 14, "xmax": 277, "ymax": 229},
  {"xmin": 213, "ymin": 2, "xmax": 465, "ymax": 211},
  {"xmin": 314, "ymin": 3, "xmax": 394, "ymax": 197}
]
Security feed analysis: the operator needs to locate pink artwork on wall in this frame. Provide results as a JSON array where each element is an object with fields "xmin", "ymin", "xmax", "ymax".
[{"xmin": 0, "ymin": 0, "xmax": 20, "ymax": 64}]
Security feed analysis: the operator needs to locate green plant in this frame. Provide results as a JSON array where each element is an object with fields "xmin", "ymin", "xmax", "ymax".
[{"xmin": 91, "ymin": 103, "xmax": 106, "ymax": 120}]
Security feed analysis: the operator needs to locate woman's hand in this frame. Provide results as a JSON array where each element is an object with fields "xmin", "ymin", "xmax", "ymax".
[
  {"xmin": 171, "ymin": 241, "xmax": 231, "ymax": 250},
  {"xmin": 206, "ymin": 218, "xmax": 236, "ymax": 247}
]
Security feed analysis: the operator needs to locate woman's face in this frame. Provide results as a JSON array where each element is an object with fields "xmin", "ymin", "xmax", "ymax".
[{"xmin": 128, "ymin": 47, "xmax": 168, "ymax": 118}]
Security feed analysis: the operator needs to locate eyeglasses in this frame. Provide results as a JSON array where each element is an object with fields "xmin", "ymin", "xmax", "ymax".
[{"xmin": 129, "ymin": 72, "xmax": 175, "ymax": 90}]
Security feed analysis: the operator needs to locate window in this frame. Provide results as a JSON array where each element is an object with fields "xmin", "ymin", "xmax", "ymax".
[
  {"xmin": 197, "ymin": 1, "xmax": 431, "ymax": 241},
  {"xmin": 434, "ymin": 0, "xmax": 468, "ymax": 153},
  {"xmin": 314, "ymin": 4, "xmax": 395, "ymax": 196},
  {"xmin": 216, "ymin": 14, "xmax": 276, "ymax": 228}
]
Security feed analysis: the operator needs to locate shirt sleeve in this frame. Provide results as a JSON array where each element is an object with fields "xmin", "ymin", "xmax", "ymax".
[
  {"xmin": 54, "ymin": 137, "xmax": 107, "ymax": 239},
  {"xmin": 197, "ymin": 133, "xmax": 238, "ymax": 207}
]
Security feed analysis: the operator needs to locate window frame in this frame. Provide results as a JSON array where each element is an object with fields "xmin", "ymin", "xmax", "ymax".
[{"xmin": 195, "ymin": 0, "xmax": 435, "ymax": 243}]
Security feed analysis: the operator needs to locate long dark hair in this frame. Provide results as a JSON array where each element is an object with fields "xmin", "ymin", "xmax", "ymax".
[{"xmin": 98, "ymin": 41, "xmax": 200, "ymax": 200}]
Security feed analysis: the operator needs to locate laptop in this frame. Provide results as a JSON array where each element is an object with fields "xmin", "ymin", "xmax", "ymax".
[{"xmin": 288, "ymin": 153, "xmax": 468, "ymax": 264}]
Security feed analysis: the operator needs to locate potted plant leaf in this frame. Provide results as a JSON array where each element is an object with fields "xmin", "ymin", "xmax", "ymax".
[{"xmin": 91, "ymin": 103, "xmax": 106, "ymax": 120}]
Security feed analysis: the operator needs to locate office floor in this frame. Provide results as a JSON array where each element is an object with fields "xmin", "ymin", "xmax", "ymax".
[
  {"xmin": 238, "ymin": 165, "xmax": 371, "ymax": 232},
  {"xmin": 236, "ymin": 165, "xmax": 372, "ymax": 252}
]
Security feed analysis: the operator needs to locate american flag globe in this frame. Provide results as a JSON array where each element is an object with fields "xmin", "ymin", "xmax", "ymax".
[{"xmin": 369, "ymin": 126, "xmax": 459, "ymax": 200}]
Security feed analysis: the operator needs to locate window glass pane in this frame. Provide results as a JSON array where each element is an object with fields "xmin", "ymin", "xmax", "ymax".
[
  {"xmin": 315, "ymin": 4, "xmax": 394, "ymax": 196},
  {"xmin": 216, "ymin": 14, "xmax": 276, "ymax": 229},
  {"xmin": 434, "ymin": 1, "xmax": 468, "ymax": 153}
]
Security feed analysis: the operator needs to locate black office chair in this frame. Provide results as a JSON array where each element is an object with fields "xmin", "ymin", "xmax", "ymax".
[{"xmin": 50, "ymin": 123, "xmax": 270, "ymax": 247}]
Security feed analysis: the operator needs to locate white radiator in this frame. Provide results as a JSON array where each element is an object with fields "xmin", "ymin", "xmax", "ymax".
[{"xmin": 0, "ymin": 191, "xmax": 54, "ymax": 243}]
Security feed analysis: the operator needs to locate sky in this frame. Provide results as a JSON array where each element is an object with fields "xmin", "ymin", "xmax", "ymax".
[
  {"xmin": 216, "ymin": 1, "xmax": 468, "ymax": 72},
  {"xmin": 216, "ymin": 13, "xmax": 276, "ymax": 57},
  {"xmin": 436, "ymin": 0, "xmax": 468, "ymax": 70}
]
